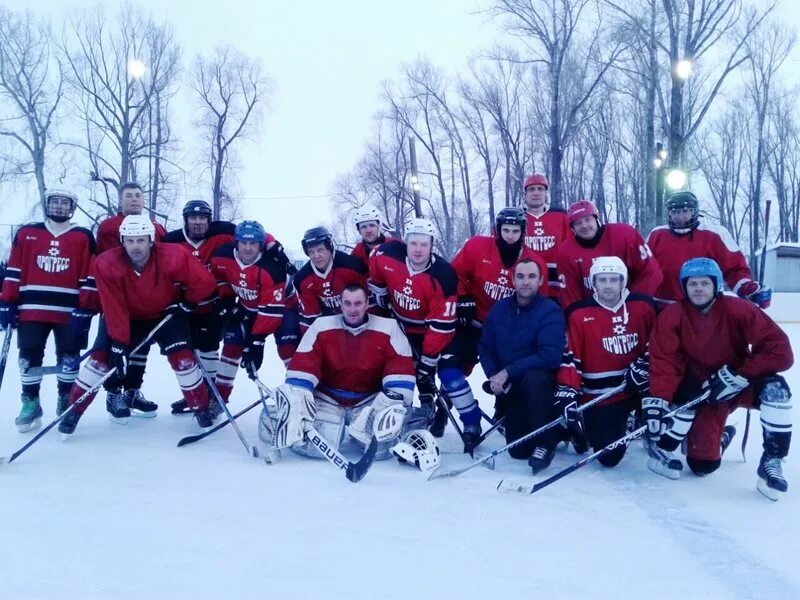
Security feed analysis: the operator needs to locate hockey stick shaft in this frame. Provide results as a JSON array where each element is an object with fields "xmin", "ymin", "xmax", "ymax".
[
  {"xmin": 194, "ymin": 350, "xmax": 259, "ymax": 457},
  {"xmin": 24, "ymin": 348, "xmax": 93, "ymax": 377},
  {"xmin": 176, "ymin": 399, "xmax": 261, "ymax": 447},
  {"xmin": 0, "ymin": 315, "xmax": 172, "ymax": 465},
  {"xmin": 523, "ymin": 391, "xmax": 710, "ymax": 495},
  {"xmin": 0, "ymin": 325, "xmax": 14, "ymax": 394},
  {"xmin": 429, "ymin": 383, "xmax": 625, "ymax": 480}
]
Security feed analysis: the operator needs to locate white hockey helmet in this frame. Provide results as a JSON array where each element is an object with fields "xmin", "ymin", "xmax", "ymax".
[
  {"xmin": 404, "ymin": 218, "xmax": 436, "ymax": 242},
  {"xmin": 119, "ymin": 214, "xmax": 156, "ymax": 242},
  {"xmin": 43, "ymin": 188, "xmax": 78, "ymax": 222},
  {"xmin": 354, "ymin": 207, "xmax": 381, "ymax": 229},
  {"xmin": 589, "ymin": 256, "xmax": 628, "ymax": 289},
  {"xmin": 391, "ymin": 429, "xmax": 440, "ymax": 472}
]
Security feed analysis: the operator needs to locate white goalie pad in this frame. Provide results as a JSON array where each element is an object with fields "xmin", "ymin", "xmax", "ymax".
[
  {"xmin": 348, "ymin": 391, "xmax": 407, "ymax": 446},
  {"xmin": 274, "ymin": 384, "xmax": 317, "ymax": 449}
]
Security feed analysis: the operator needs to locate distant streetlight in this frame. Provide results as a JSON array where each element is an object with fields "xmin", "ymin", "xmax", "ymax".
[
  {"xmin": 128, "ymin": 59, "xmax": 146, "ymax": 80},
  {"xmin": 666, "ymin": 169, "xmax": 688, "ymax": 190},
  {"xmin": 653, "ymin": 157, "xmax": 663, "ymax": 169},
  {"xmin": 674, "ymin": 59, "xmax": 692, "ymax": 80},
  {"xmin": 410, "ymin": 175, "xmax": 420, "ymax": 192}
]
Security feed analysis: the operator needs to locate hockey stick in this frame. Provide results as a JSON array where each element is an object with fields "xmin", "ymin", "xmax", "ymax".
[
  {"xmin": 0, "ymin": 315, "xmax": 173, "ymax": 465},
  {"xmin": 428, "ymin": 383, "xmax": 625, "ymax": 481},
  {"xmin": 176, "ymin": 399, "xmax": 261, "ymax": 447},
  {"xmin": 434, "ymin": 391, "xmax": 476, "ymax": 455},
  {"xmin": 249, "ymin": 375, "xmax": 282, "ymax": 464},
  {"xmin": 252, "ymin": 378, "xmax": 378, "ymax": 483},
  {"xmin": 24, "ymin": 348, "xmax": 93, "ymax": 377},
  {"xmin": 0, "ymin": 324, "xmax": 14, "ymax": 394},
  {"xmin": 497, "ymin": 389, "xmax": 710, "ymax": 496},
  {"xmin": 194, "ymin": 350, "xmax": 259, "ymax": 458}
]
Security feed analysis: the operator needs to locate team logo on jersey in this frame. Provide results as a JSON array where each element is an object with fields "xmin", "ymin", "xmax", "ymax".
[
  {"xmin": 525, "ymin": 232, "xmax": 556, "ymax": 251},
  {"xmin": 602, "ymin": 317, "xmax": 638, "ymax": 355},
  {"xmin": 392, "ymin": 288, "xmax": 421, "ymax": 311},
  {"xmin": 233, "ymin": 273, "xmax": 257, "ymax": 301},
  {"xmin": 36, "ymin": 241, "xmax": 70, "ymax": 273}
]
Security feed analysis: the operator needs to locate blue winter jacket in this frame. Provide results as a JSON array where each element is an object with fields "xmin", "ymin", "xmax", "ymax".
[{"xmin": 479, "ymin": 293, "xmax": 566, "ymax": 380}]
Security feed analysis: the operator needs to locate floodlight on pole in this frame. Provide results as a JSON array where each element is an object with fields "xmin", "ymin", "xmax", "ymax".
[
  {"xmin": 666, "ymin": 169, "xmax": 688, "ymax": 190},
  {"xmin": 653, "ymin": 158, "xmax": 663, "ymax": 169},
  {"xmin": 674, "ymin": 59, "xmax": 692, "ymax": 80},
  {"xmin": 128, "ymin": 59, "xmax": 146, "ymax": 80}
]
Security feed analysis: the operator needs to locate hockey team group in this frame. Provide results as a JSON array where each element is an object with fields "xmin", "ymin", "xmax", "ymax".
[{"xmin": 0, "ymin": 175, "xmax": 793, "ymax": 499}]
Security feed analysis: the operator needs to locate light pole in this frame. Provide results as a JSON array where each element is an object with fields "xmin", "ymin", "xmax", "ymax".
[
  {"xmin": 128, "ymin": 59, "xmax": 152, "ymax": 211},
  {"xmin": 654, "ymin": 142, "xmax": 668, "ymax": 224}
]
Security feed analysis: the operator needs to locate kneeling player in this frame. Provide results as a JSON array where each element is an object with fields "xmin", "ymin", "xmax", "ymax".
[
  {"xmin": 556, "ymin": 257, "xmax": 657, "ymax": 471},
  {"xmin": 271, "ymin": 284, "xmax": 416, "ymax": 460},
  {"xmin": 646, "ymin": 258, "xmax": 794, "ymax": 500},
  {"xmin": 59, "ymin": 216, "xmax": 217, "ymax": 435}
]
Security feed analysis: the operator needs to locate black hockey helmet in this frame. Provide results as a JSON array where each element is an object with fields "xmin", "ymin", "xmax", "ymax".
[
  {"xmin": 301, "ymin": 226, "xmax": 334, "ymax": 256},
  {"xmin": 183, "ymin": 199, "xmax": 213, "ymax": 221},
  {"xmin": 495, "ymin": 206, "xmax": 527, "ymax": 237},
  {"xmin": 666, "ymin": 191, "xmax": 700, "ymax": 233}
]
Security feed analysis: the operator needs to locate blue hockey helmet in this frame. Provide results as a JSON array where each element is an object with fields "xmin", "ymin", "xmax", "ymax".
[
  {"xmin": 679, "ymin": 257, "xmax": 723, "ymax": 297},
  {"xmin": 235, "ymin": 220, "xmax": 267, "ymax": 246}
]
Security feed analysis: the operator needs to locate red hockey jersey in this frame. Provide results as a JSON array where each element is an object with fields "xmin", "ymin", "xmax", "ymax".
[
  {"xmin": 293, "ymin": 251, "xmax": 368, "ymax": 331},
  {"xmin": 210, "ymin": 243, "xmax": 287, "ymax": 337},
  {"xmin": 1, "ymin": 223, "xmax": 96, "ymax": 325},
  {"xmin": 93, "ymin": 244, "xmax": 216, "ymax": 345},
  {"xmin": 524, "ymin": 209, "xmax": 571, "ymax": 293},
  {"xmin": 558, "ymin": 293, "xmax": 657, "ymax": 406},
  {"xmin": 450, "ymin": 235, "xmax": 549, "ymax": 323},
  {"xmin": 368, "ymin": 240, "xmax": 458, "ymax": 360},
  {"xmin": 350, "ymin": 235, "xmax": 399, "ymax": 269},
  {"xmin": 558, "ymin": 223, "xmax": 663, "ymax": 310},
  {"xmin": 96, "ymin": 213, "xmax": 167, "ymax": 254},
  {"xmin": 285, "ymin": 314, "xmax": 416, "ymax": 407},
  {"xmin": 649, "ymin": 296, "xmax": 793, "ymax": 406},
  {"xmin": 162, "ymin": 221, "xmax": 236, "ymax": 269},
  {"xmin": 646, "ymin": 223, "xmax": 752, "ymax": 303}
]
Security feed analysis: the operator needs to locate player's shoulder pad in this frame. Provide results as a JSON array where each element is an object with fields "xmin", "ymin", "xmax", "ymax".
[
  {"xmin": 428, "ymin": 255, "xmax": 458, "ymax": 296},
  {"xmin": 547, "ymin": 206, "xmax": 567, "ymax": 214},
  {"xmin": 564, "ymin": 296, "xmax": 599, "ymax": 320},
  {"xmin": 626, "ymin": 292, "xmax": 659, "ymax": 313},
  {"xmin": 162, "ymin": 228, "xmax": 185, "ymax": 243},
  {"xmin": 208, "ymin": 221, "xmax": 237, "ymax": 237},
  {"xmin": 70, "ymin": 226, "xmax": 97, "ymax": 253},
  {"xmin": 376, "ymin": 239, "xmax": 407, "ymax": 262},
  {"xmin": 211, "ymin": 241, "xmax": 236, "ymax": 260},
  {"xmin": 256, "ymin": 251, "xmax": 287, "ymax": 283},
  {"xmin": 293, "ymin": 260, "xmax": 313, "ymax": 285},
  {"xmin": 333, "ymin": 250, "xmax": 368, "ymax": 274}
]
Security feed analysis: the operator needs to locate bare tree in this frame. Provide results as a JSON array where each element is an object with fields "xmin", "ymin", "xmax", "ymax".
[
  {"xmin": 192, "ymin": 45, "xmax": 270, "ymax": 219},
  {"xmin": 61, "ymin": 5, "xmax": 179, "ymax": 218},
  {"xmin": 766, "ymin": 91, "xmax": 800, "ymax": 242},
  {"xmin": 0, "ymin": 9, "xmax": 64, "ymax": 206}
]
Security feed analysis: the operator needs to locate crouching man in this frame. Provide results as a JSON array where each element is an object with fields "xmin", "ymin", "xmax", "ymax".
[
  {"xmin": 270, "ymin": 284, "xmax": 416, "ymax": 460},
  {"xmin": 646, "ymin": 258, "xmax": 794, "ymax": 500}
]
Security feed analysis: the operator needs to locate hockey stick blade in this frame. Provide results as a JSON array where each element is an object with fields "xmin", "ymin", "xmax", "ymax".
[
  {"xmin": 176, "ymin": 399, "xmax": 261, "ymax": 447},
  {"xmin": 346, "ymin": 436, "xmax": 378, "ymax": 483},
  {"xmin": 497, "ymin": 479, "xmax": 535, "ymax": 495}
]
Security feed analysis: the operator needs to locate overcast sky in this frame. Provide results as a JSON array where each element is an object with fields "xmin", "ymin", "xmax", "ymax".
[{"xmin": 1, "ymin": 0, "xmax": 798, "ymax": 255}]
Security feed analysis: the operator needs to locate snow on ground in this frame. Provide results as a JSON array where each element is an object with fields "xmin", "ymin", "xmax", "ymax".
[{"xmin": 1, "ymin": 299, "xmax": 799, "ymax": 599}]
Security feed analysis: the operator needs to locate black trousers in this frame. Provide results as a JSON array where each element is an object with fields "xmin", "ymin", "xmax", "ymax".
[
  {"xmin": 582, "ymin": 397, "xmax": 637, "ymax": 467},
  {"xmin": 189, "ymin": 311, "xmax": 224, "ymax": 352},
  {"xmin": 503, "ymin": 369, "xmax": 558, "ymax": 459},
  {"xmin": 17, "ymin": 321, "xmax": 77, "ymax": 396}
]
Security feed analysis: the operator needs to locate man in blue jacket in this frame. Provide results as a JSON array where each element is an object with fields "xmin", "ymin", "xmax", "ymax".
[{"xmin": 480, "ymin": 258, "xmax": 566, "ymax": 473}]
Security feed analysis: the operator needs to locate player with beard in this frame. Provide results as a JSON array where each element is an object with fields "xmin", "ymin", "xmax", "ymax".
[{"xmin": 350, "ymin": 207, "xmax": 398, "ymax": 269}]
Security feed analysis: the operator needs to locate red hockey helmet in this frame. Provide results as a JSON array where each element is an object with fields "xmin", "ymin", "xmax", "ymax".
[
  {"xmin": 567, "ymin": 199, "xmax": 600, "ymax": 225},
  {"xmin": 524, "ymin": 173, "xmax": 549, "ymax": 190}
]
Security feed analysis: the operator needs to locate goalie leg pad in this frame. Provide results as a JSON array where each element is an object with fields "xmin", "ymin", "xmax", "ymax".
[
  {"xmin": 289, "ymin": 398, "xmax": 344, "ymax": 458},
  {"xmin": 274, "ymin": 384, "xmax": 317, "ymax": 449}
]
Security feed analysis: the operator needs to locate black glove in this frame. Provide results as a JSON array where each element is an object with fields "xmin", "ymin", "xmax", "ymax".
[
  {"xmin": 215, "ymin": 296, "xmax": 240, "ymax": 323},
  {"xmin": 0, "ymin": 301, "xmax": 18, "ymax": 329},
  {"xmin": 109, "ymin": 341, "xmax": 129, "ymax": 379},
  {"xmin": 642, "ymin": 397, "xmax": 668, "ymax": 442},
  {"xmin": 416, "ymin": 356, "xmax": 438, "ymax": 404},
  {"xmin": 553, "ymin": 385, "xmax": 580, "ymax": 429},
  {"xmin": 456, "ymin": 295, "xmax": 477, "ymax": 328},
  {"xmin": 70, "ymin": 308, "xmax": 95, "ymax": 350},
  {"xmin": 166, "ymin": 300, "xmax": 196, "ymax": 317},
  {"xmin": 705, "ymin": 365, "xmax": 749, "ymax": 404},
  {"xmin": 625, "ymin": 354, "xmax": 650, "ymax": 395},
  {"xmin": 265, "ymin": 241, "xmax": 296, "ymax": 275},
  {"xmin": 241, "ymin": 333, "xmax": 266, "ymax": 377}
]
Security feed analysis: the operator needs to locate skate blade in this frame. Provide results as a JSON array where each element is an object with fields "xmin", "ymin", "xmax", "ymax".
[
  {"xmin": 61, "ymin": 432, "xmax": 73, "ymax": 442},
  {"xmin": 757, "ymin": 478, "xmax": 783, "ymax": 502},
  {"xmin": 263, "ymin": 449, "xmax": 282, "ymax": 465},
  {"xmin": 108, "ymin": 415, "xmax": 130, "ymax": 425},
  {"xmin": 647, "ymin": 458, "xmax": 681, "ymax": 480},
  {"xmin": 497, "ymin": 479, "xmax": 534, "ymax": 495},
  {"xmin": 130, "ymin": 410, "xmax": 157, "ymax": 419},
  {"xmin": 16, "ymin": 418, "xmax": 42, "ymax": 434}
]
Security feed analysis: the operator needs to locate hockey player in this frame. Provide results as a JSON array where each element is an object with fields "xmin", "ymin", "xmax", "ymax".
[
  {"xmin": 350, "ymin": 207, "xmax": 398, "ymax": 269},
  {"xmin": 58, "ymin": 215, "xmax": 218, "ymax": 435},
  {"xmin": 272, "ymin": 283, "xmax": 416, "ymax": 459},
  {"xmin": 556, "ymin": 257, "xmax": 657, "ymax": 471},
  {"xmin": 644, "ymin": 258, "xmax": 794, "ymax": 500},
  {"xmin": 647, "ymin": 191, "xmax": 771, "ymax": 308},
  {"xmin": 522, "ymin": 173, "xmax": 571, "ymax": 296},
  {"xmin": 209, "ymin": 220, "xmax": 288, "ymax": 415},
  {"xmin": 479, "ymin": 258, "xmax": 565, "ymax": 472},
  {"xmin": 559, "ymin": 199, "xmax": 662, "ymax": 310},
  {"xmin": 0, "ymin": 189, "xmax": 95, "ymax": 431},
  {"xmin": 369, "ymin": 218, "xmax": 483, "ymax": 450},
  {"xmin": 94, "ymin": 182, "xmax": 168, "ymax": 413},
  {"xmin": 294, "ymin": 226, "xmax": 368, "ymax": 332}
]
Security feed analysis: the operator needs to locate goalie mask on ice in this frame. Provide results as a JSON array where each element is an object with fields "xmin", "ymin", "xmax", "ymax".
[
  {"xmin": 273, "ymin": 384, "xmax": 317, "ymax": 449},
  {"xmin": 391, "ymin": 429, "xmax": 440, "ymax": 472}
]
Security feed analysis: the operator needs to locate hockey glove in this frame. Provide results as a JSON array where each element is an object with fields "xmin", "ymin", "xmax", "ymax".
[
  {"xmin": 265, "ymin": 241, "xmax": 296, "ymax": 275},
  {"xmin": 0, "ymin": 301, "xmax": 18, "ymax": 329},
  {"xmin": 456, "ymin": 295, "xmax": 477, "ymax": 328},
  {"xmin": 642, "ymin": 397, "xmax": 668, "ymax": 442},
  {"xmin": 737, "ymin": 280, "xmax": 772, "ymax": 309},
  {"xmin": 241, "ymin": 333, "xmax": 266, "ymax": 377},
  {"xmin": 109, "ymin": 341, "xmax": 129, "ymax": 379},
  {"xmin": 368, "ymin": 281, "xmax": 389, "ymax": 310},
  {"xmin": 705, "ymin": 365, "xmax": 749, "ymax": 404},
  {"xmin": 70, "ymin": 308, "xmax": 95, "ymax": 350},
  {"xmin": 624, "ymin": 354, "xmax": 650, "ymax": 395},
  {"xmin": 554, "ymin": 385, "xmax": 580, "ymax": 429},
  {"xmin": 166, "ymin": 300, "xmax": 197, "ymax": 317},
  {"xmin": 416, "ymin": 355, "xmax": 439, "ymax": 405}
]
